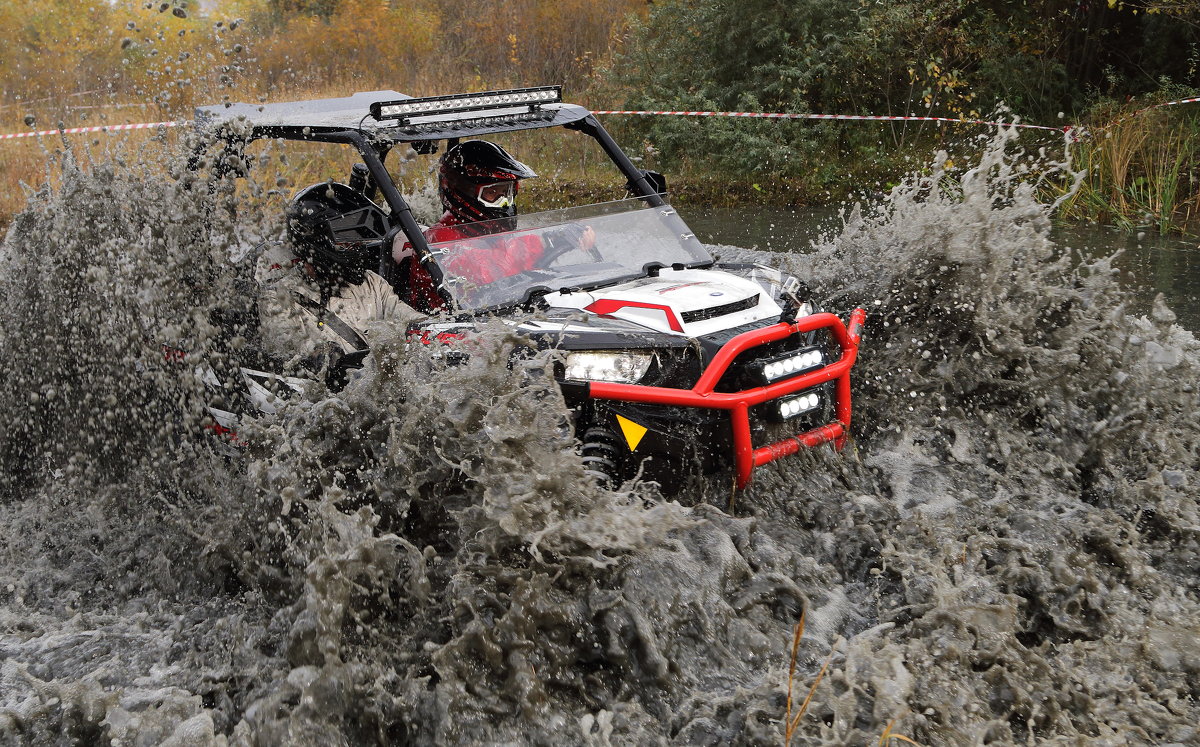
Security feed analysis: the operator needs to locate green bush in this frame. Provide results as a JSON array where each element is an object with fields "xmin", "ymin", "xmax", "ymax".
[{"xmin": 604, "ymin": 0, "xmax": 1200, "ymax": 190}]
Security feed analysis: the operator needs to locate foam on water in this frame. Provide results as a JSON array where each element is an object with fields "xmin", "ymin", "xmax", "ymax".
[{"xmin": 1, "ymin": 127, "xmax": 1197, "ymax": 745}]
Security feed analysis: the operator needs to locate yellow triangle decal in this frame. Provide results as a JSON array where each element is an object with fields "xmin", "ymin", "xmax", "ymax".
[{"xmin": 615, "ymin": 414, "xmax": 648, "ymax": 452}]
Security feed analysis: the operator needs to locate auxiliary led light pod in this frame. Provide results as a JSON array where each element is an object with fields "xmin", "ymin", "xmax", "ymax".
[
  {"xmin": 778, "ymin": 392, "xmax": 821, "ymax": 419},
  {"xmin": 370, "ymin": 86, "xmax": 562, "ymax": 123},
  {"xmin": 760, "ymin": 347, "xmax": 824, "ymax": 384}
]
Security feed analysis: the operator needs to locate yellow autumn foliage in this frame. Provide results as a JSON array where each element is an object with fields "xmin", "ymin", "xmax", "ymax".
[
  {"xmin": 239, "ymin": 0, "xmax": 441, "ymax": 93},
  {"xmin": 0, "ymin": 0, "xmax": 646, "ymax": 127},
  {"xmin": 0, "ymin": 0, "xmax": 646, "ymax": 224}
]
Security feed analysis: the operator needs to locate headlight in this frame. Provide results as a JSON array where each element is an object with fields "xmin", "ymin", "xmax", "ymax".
[{"xmin": 563, "ymin": 351, "xmax": 653, "ymax": 383}]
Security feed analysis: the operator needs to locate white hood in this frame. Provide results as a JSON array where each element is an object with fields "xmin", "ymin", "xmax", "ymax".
[{"xmin": 543, "ymin": 267, "xmax": 785, "ymax": 336}]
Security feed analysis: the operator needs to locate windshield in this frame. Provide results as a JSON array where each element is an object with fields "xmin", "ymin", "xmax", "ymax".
[{"xmin": 427, "ymin": 198, "xmax": 712, "ymax": 310}]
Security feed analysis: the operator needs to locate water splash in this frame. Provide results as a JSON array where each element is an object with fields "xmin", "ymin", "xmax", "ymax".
[{"xmin": 1, "ymin": 128, "xmax": 1197, "ymax": 745}]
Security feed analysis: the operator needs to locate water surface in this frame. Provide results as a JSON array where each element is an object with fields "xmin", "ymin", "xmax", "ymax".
[{"xmin": 690, "ymin": 206, "xmax": 1200, "ymax": 331}]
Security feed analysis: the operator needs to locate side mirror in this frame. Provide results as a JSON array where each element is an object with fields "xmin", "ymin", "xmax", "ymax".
[
  {"xmin": 643, "ymin": 170, "xmax": 667, "ymax": 196},
  {"xmin": 627, "ymin": 169, "xmax": 667, "ymax": 198}
]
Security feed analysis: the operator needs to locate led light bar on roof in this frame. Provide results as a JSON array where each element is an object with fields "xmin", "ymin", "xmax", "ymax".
[{"xmin": 370, "ymin": 86, "xmax": 562, "ymax": 122}]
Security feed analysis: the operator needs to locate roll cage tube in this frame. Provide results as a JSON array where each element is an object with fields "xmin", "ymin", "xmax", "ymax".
[
  {"xmin": 360, "ymin": 115, "xmax": 705, "ymax": 310},
  {"xmin": 191, "ymin": 113, "xmax": 698, "ymax": 311},
  {"xmin": 341, "ymin": 132, "xmax": 454, "ymax": 310}
]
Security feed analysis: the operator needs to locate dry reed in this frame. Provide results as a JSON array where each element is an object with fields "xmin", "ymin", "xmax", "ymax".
[
  {"xmin": 783, "ymin": 610, "xmax": 835, "ymax": 746},
  {"xmin": 879, "ymin": 718, "xmax": 923, "ymax": 746},
  {"xmin": 1060, "ymin": 107, "xmax": 1200, "ymax": 234},
  {"xmin": 782, "ymin": 611, "xmax": 923, "ymax": 746}
]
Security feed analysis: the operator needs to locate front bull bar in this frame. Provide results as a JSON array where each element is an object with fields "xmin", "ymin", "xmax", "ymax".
[{"xmin": 587, "ymin": 308, "xmax": 867, "ymax": 489}]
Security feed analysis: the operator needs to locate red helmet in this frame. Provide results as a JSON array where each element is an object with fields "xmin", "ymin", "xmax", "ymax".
[{"xmin": 439, "ymin": 140, "xmax": 537, "ymax": 226}]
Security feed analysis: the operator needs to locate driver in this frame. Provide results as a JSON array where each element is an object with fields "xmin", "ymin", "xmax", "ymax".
[{"xmin": 395, "ymin": 140, "xmax": 593, "ymax": 311}]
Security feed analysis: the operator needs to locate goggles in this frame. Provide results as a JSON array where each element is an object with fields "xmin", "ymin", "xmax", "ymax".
[{"xmin": 476, "ymin": 181, "xmax": 516, "ymax": 209}]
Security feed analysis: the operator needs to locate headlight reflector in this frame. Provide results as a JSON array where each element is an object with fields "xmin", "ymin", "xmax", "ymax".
[{"xmin": 563, "ymin": 351, "xmax": 653, "ymax": 383}]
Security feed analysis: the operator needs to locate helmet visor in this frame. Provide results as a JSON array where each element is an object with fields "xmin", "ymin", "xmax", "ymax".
[{"xmin": 476, "ymin": 181, "xmax": 516, "ymax": 209}]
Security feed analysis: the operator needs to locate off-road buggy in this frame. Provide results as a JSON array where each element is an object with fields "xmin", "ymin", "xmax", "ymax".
[{"xmin": 193, "ymin": 86, "xmax": 865, "ymax": 492}]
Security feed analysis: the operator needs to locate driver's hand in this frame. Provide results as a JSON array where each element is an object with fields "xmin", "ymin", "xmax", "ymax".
[{"xmin": 581, "ymin": 226, "xmax": 597, "ymax": 251}]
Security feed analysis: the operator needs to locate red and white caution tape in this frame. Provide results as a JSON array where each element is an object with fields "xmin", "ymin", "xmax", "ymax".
[
  {"xmin": 593, "ymin": 96, "xmax": 1200, "ymax": 137},
  {"xmin": 1105, "ymin": 96, "xmax": 1200, "ymax": 130},
  {"xmin": 1, "ymin": 95, "xmax": 1197, "ymax": 142},
  {"xmin": 0, "ymin": 120, "xmax": 177, "ymax": 140},
  {"xmin": 592, "ymin": 109, "xmax": 1070, "ymax": 133}
]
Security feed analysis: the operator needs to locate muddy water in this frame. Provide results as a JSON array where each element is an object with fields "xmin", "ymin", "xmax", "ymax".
[
  {"xmin": 1, "ymin": 129, "xmax": 1197, "ymax": 745},
  {"xmin": 691, "ymin": 207, "xmax": 1200, "ymax": 333}
]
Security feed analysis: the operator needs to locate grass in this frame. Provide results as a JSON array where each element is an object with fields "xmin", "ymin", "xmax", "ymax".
[
  {"xmin": 0, "ymin": 126, "xmax": 184, "ymax": 232},
  {"xmin": 1058, "ymin": 107, "xmax": 1200, "ymax": 235},
  {"xmin": 0, "ymin": 140, "xmax": 48, "ymax": 227},
  {"xmin": 0, "ymin": 77, "xmax": 972, "ymax": 234},
  {"xmin": 879, "ymin": 720, "xmax": 923, "ymax": 746}
]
